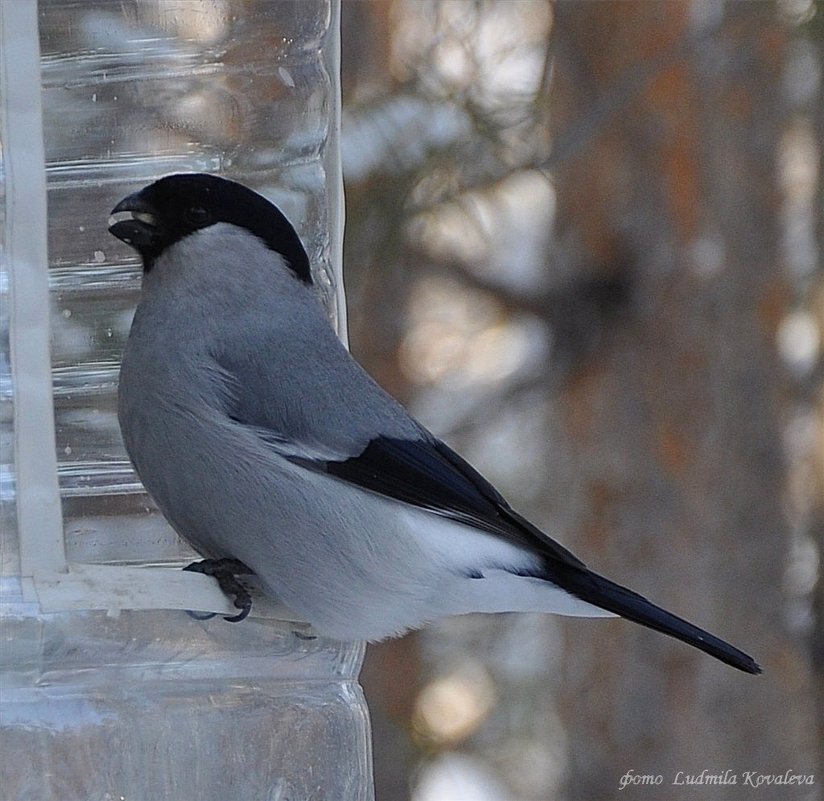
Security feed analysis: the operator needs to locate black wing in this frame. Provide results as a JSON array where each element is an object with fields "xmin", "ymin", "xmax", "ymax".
[{"xmin": 288, "ymin": 433, "xmax": 586, "ymax": 570}]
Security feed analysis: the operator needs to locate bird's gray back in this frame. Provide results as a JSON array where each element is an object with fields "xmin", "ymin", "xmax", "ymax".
[{"xmin": 120, "ymin": 224, "xmax": 421, "ymax": 458}]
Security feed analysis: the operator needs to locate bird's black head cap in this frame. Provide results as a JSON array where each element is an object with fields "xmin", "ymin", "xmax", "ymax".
[{"xmin": 108, "ymin": 173, "xmax": 312, "ymax": 284}]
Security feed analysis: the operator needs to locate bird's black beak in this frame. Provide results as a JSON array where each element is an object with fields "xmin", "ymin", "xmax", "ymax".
[{"xmin": 108, "ymin": 192, "xmax": 162, "ymax": 250}]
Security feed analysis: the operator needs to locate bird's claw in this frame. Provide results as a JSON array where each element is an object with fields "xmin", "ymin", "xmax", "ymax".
[{"xmin": 183, "ymin": 558, "xmax": 254, "ymax": 622}]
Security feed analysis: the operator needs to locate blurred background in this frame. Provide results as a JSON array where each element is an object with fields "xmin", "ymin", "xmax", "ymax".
[{"xmin": 339, "ymin": 2, "xmax": 823, "ymax": 800}]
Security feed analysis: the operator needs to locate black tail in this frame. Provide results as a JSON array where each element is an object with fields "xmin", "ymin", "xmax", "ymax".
[{"xmin": 554, "ymin": 564, "xmax": 761, "ymax": 674}]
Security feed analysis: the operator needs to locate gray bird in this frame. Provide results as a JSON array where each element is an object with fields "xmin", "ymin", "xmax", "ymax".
[{"xmin": 109, "ymin": 173, "xmax": 760, "ymax": 674}]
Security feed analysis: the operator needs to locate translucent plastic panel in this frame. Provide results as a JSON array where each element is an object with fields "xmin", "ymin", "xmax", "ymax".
[
  {"xmin": 0, "ymin": 156, "xmax": 14, "ymax": 578},
  {"xmin": 2, "ymin": 588, "xmax": 371, "ymax": 801},
  {"xmin": 2, "ymin": 2, "xmax": 371, "ymax": 799},
  {"xmin": 37, "ymin": 0, "xmax": 340, "ymax": 566}
]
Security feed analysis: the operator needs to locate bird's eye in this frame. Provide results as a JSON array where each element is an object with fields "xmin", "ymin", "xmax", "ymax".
[{"xmin": 185, "ymin": 205, "xmax": 211, "ymax": 225}]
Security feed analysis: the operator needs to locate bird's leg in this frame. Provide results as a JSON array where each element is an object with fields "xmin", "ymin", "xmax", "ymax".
[{"xmin": 183, "ymin": 558, "xmax": 255, "ymax": 622}]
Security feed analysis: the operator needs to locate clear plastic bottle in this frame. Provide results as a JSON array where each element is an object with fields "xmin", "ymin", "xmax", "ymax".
[{"xmin": 1, "ymin": 2, "xmax": 372, "ymax": 799}]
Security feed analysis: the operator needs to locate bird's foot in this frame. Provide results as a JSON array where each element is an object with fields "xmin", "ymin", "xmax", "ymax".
[{"xmin": 183, "ymin": 558, "xmax": 254, "ymax": 622}]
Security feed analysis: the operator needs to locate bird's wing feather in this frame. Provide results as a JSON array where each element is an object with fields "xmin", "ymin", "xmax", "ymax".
[
  {"xmin": 251, "ymin": 421, "xmax": 587, "ymax": 570},
  {"xmin": 212, "ymin": 330, "xmax": 584, "ymax": 568}
]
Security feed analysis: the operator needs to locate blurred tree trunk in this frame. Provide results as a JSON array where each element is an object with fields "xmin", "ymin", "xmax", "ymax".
[
  {"xmin": 342, "ymin": 5, "xmax": 424, "ymax": 801},
  {"xmin": 809, "ymin": 6, "xmax": 824, "ymax": 787},
  {"xmin": 548, "ymin": 2, "xmax": 818, "ymax": 796}
]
